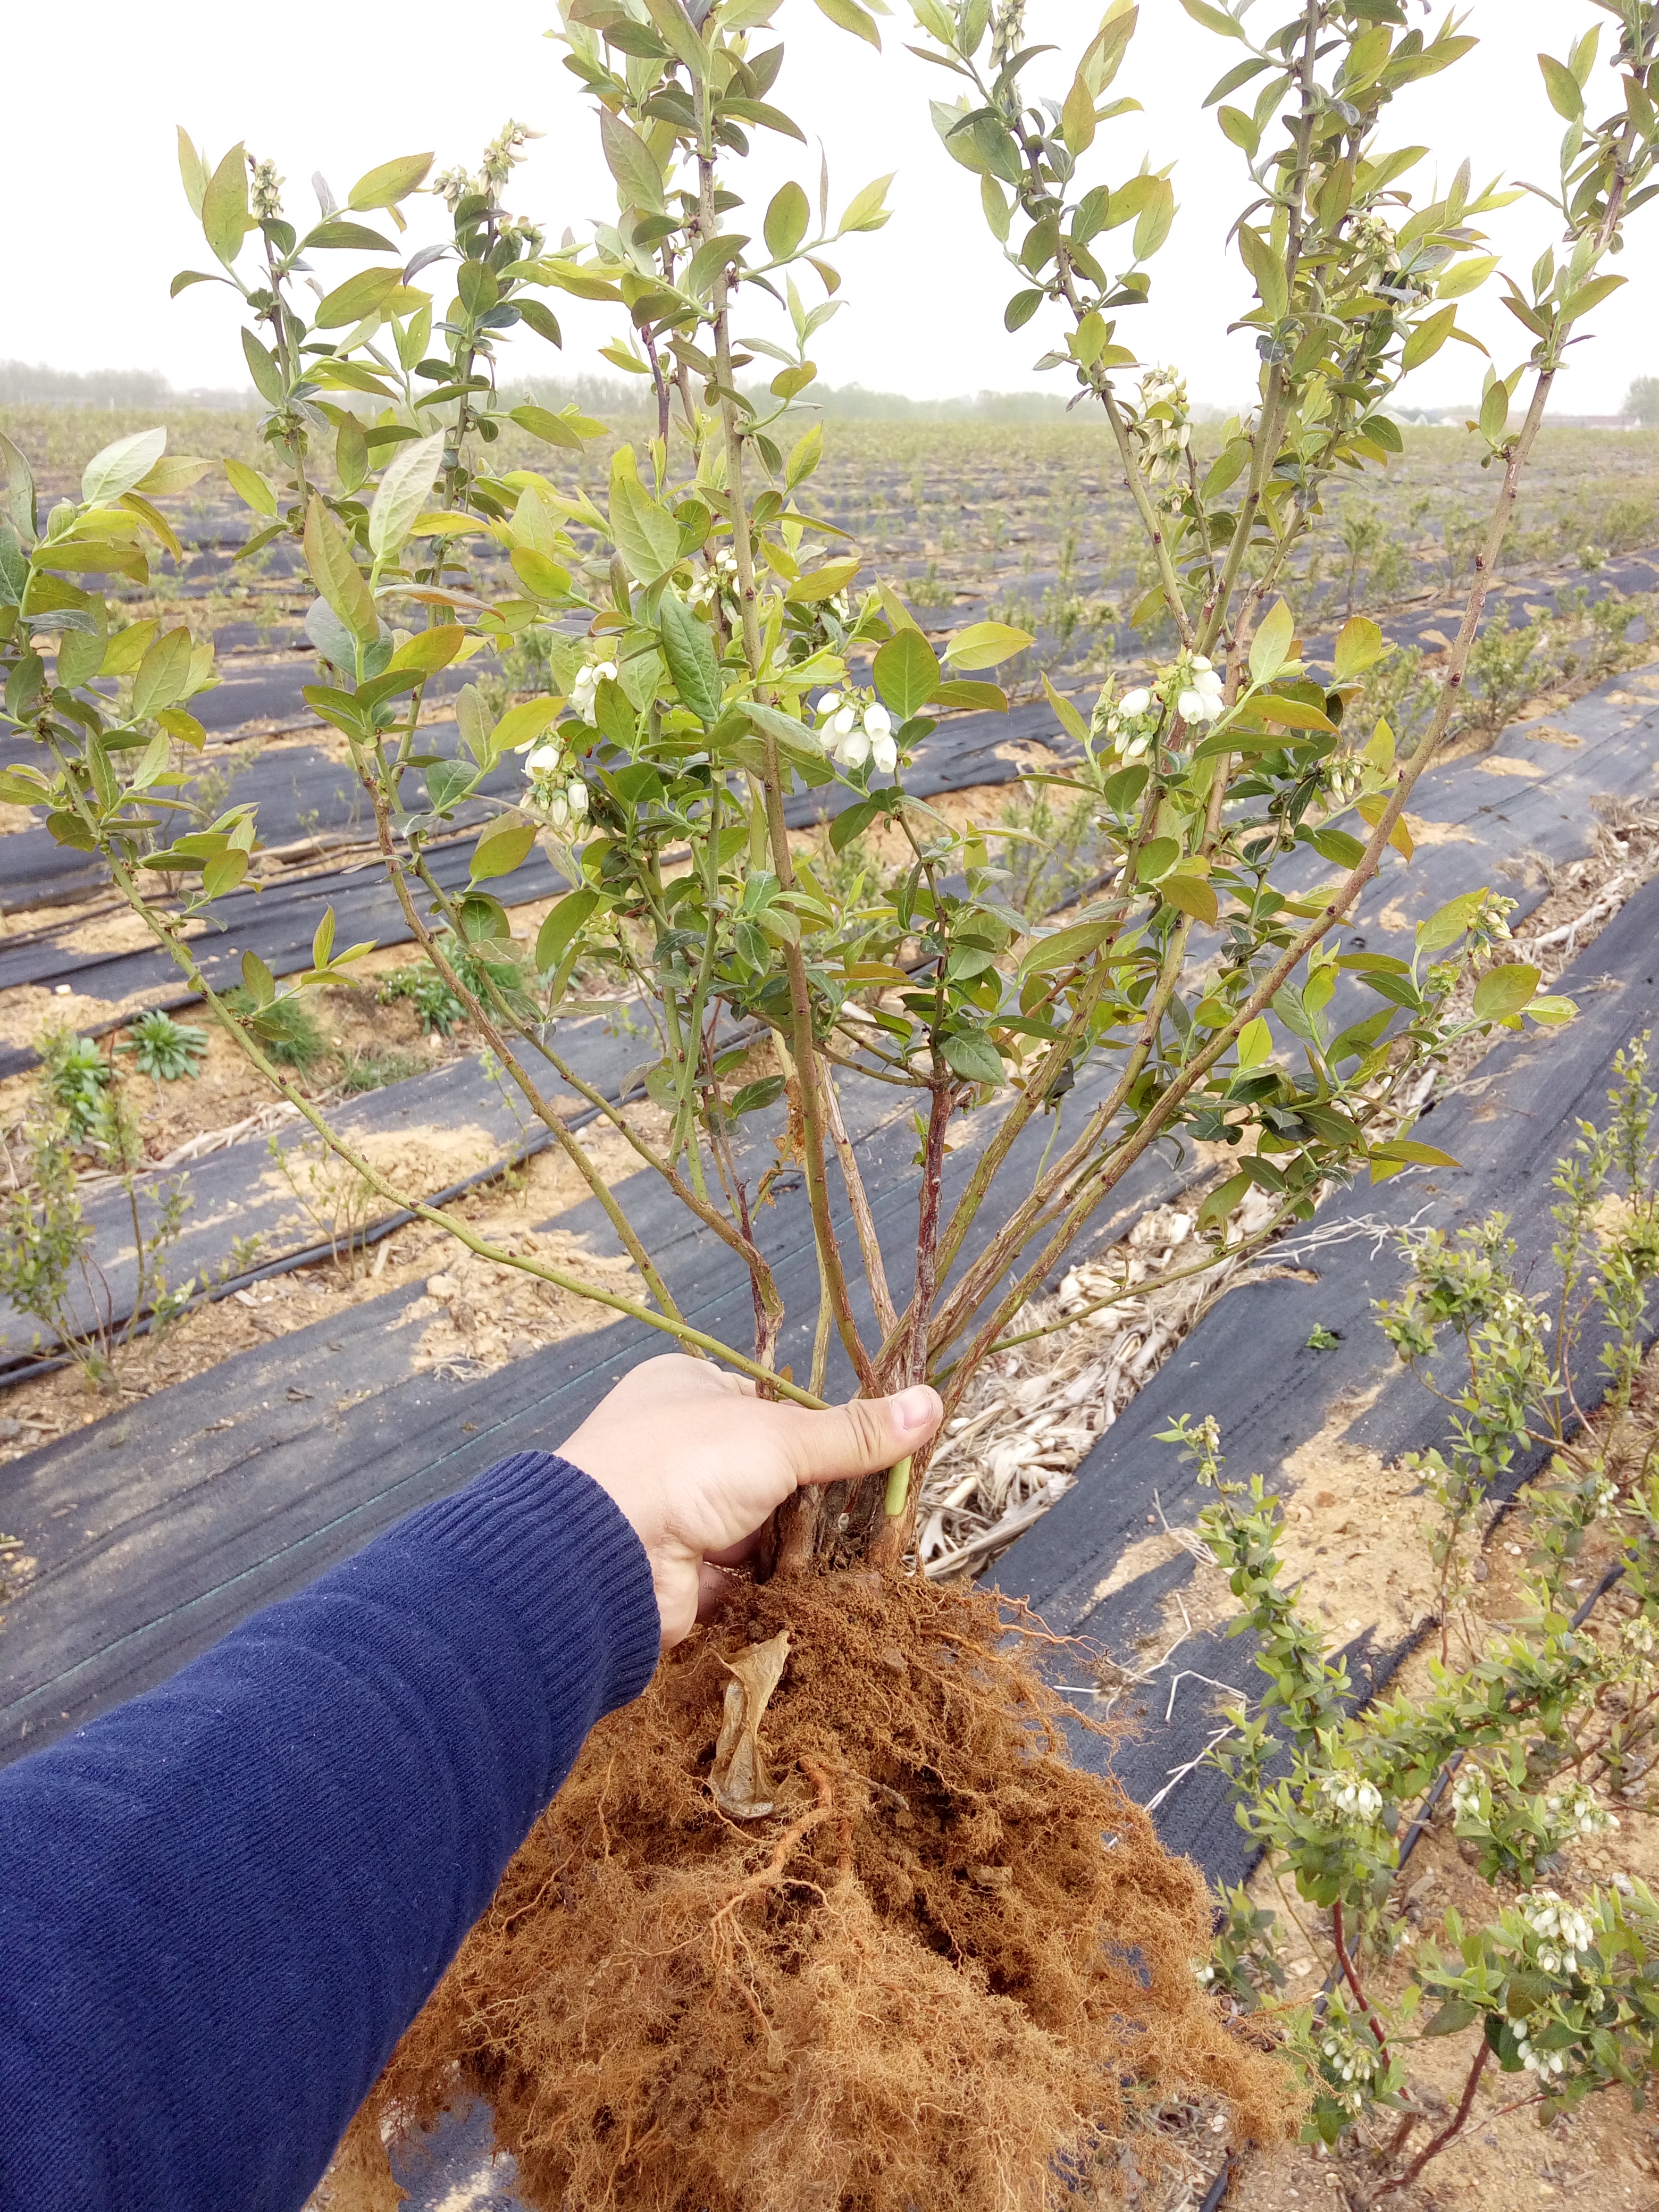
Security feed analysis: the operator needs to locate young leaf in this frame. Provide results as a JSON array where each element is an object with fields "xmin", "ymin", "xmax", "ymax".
[
  {"xmin": 201, "ymin": 143, "xmax": 249, "ymax": 266},
  {"xmin": 1249, "ymin": 598, "xmax": 1294, "ymax": 684},
  {"xmin": 303, "ymin": 498, "xmax": 380, "ymax": 647},
  {"xmin": 1333, "ymin": 616, "xmax": 1384, "ymax": 682},
  {"xmin": 535, "ymin": 888, "xmax": 602, "ymax": 973},
  {"xmin": 347, "ymin": 153, "xmax": 434, "ymax": 213},
  {"xmin": 82, "ymin": 429, "xmax": 167, "ymax": 509},
  {"xmin": 658, "ymin": 591, "xmax": 723, "ymax": 724},
  {"xmin": 367, "ymin": 428, "xmax": 446, "ymax": 560},
  {"xmin": 764, "ymin": 180, "xmax": 811, "ymax": 259},
  {"xmin": 240, "ymin": 950, "xmax": 276, "ymax": 1008},
  {"xmin": 943, "ymin": 621, "xmax": 1034, "ymax": 670},
  {"xmin": 470, "ymin": 816, "xmax": 538, "ymax": 883},
  {"xmin": 873, "ymin": 629, "xmax": 942, "ymax": 720},
  {"xmin": 1472, "ymin": 962, "xmax": 1540, "ymax": 1021},
  {"xmin": 1236, "ymin": 1016, "xmax": 1271, "ymax": 1069},
  {"xmin": 814, "ymin": 0, "xmax": 881, "ymax": 51}
]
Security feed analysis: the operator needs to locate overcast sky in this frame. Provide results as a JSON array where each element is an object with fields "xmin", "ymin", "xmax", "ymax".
[{"xmin": 11, "ymin": 0, "xmax": 1654, "ymax": 413}]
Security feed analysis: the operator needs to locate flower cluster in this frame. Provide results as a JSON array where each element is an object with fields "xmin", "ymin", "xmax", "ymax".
[
  {"xmin": 817, "ymin": 691, "xmax": 896, "ymax": 773},
  {"xmin": 1624, "ymin": 1612, "xmax": 1659, "ymax": 1657},
  {"xmin": 1316, "ymin": 2018, "xmax": 1384, "ymax": 2114},
  {"xmin": 1520, "ymin": 1889, "xmax": 1598, "ymax": 1972},
  {"xmin": 1543, "ymin": 1784, "xmax": 1618, "ymax": 1842},
  {"xmin": 571, "ymin": 659, "xmax": 618, "ymax": 728},
  {"xmin": 523, "ymin": 743, "xmax": 589, "ymax": 832},
  {"xmin": 1132, "ymin": 367, "xmax": 1192, "ymax": 488},
  {"xmin": 1176, "ymin": 656, "xmax": 1225, "ymax": 726},
  {"xmin": 433, "ymin": 120, "xmax": 541, "ymax": 212},
  {"xmin": 1316, "ymin": 1770, "xmax": 1384, "ymax": 1827},
  {"xmin": 688, "ymin": 549, "xmax": 739, "ymax": 614},
  {"xmin": 1451, "ymin": 1769, "xmax": 1487, "ymax": 1824},
  {"xmin": 1091, "ymin": 683, "xmax": 1155, "ymax": 763},
  {"xmin": 249, "ymin": 157, "xmax": 284, "ymax": 221}
]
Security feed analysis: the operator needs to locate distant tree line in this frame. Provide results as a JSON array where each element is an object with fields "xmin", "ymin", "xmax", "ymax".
[{"xmin": 0, "ymin": 359, "xmax": 249, "ymax": 407}]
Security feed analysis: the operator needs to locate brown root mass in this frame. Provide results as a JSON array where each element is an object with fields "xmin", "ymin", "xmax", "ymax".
[{"xmin": 362, "ymin": 1574, "xmax": 1293, "ymax": 2211}]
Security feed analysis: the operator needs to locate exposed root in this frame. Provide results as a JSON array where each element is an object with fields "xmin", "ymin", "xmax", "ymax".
[{"xmin": 352, "ymin": 1573, "xmax": 1294, "ymax": 2212}]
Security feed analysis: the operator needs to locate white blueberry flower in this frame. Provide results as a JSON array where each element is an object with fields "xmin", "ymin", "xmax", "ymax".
[
  {"xmin": 863, "ymin": 702, "xmax": 893, "ymax": 741},
  {"xmin": 569, "ymin": 659, "xmax": 618, "ymax": 728},
  {"xmin": 870, "ymin": 730, "xmax": 898, "ymax": 774},
  {"xmin": 817, "ymin": 691, "xmax": 843, "ymax": 717},
  {"xmin": 835, "ymin": 720, "xmax": 872, "ymax": 769},
  {"xmin": 567, "ymin": 777, "xmax": 588, "ymax": 820},
  {"xmin": 524, "ymin": 743, "xmax": 563, "ymax": 780},
  {"xmin": 1118, "ymin": 687, "xmax": 1152, "ymax": 717}
]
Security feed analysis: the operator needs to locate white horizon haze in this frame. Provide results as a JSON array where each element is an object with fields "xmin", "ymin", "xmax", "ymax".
[{"xmin": 6, "ymin": 0, "xmax": 1654, "ymax": 416}]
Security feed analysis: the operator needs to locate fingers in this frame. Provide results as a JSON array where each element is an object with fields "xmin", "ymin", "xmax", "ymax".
[{"xmin": 772, "ymin": 1384, "xmax": 943, "ymax": 1488}]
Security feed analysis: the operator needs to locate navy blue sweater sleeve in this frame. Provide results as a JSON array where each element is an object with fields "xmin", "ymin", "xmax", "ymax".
[{"xmin": 0, "ymin": 1449, "xmax": 660, "ymax": 2212}]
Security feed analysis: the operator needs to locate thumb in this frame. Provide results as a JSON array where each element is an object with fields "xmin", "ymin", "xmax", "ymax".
[{"xmin": 777, "ymin": 1385, "xmax": 943, "ymax": 1488}]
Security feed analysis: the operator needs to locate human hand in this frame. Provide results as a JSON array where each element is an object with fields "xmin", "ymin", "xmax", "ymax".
[{"xmin": 558, "ymin": 1354, "xmax": 943, "ymax": 1648}]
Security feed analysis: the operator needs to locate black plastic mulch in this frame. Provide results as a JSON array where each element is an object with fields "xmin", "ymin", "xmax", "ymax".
[
  {"xmin": 0, "ymin": 1015, "xmax": 653, "ymax": 1369},
  {"xmin": 1001, "ymin": 867, "xmax": 1659, "ymax": 1879}
]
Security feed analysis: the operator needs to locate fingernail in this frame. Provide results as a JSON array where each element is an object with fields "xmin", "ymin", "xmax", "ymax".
[{"xmin": 892, "ymin": 1385, "xmax": 940, "ymax": 1435}]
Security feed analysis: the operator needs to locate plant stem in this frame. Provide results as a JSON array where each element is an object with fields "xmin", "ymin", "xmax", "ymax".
[{"xmin": 1384, "ymin": 2041, "xmax": 1488, "ymax": 2194}]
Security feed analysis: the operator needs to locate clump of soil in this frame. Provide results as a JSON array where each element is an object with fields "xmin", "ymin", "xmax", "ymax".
[{"xmin": 346, "ymin": 1572, "xmax": 1293, "ymax": 2212}]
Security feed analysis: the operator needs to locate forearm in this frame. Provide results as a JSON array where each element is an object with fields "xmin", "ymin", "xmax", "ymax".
[{"xmin": 0, "ymin": 1449, "xmax": 659, "ymax": 2212}]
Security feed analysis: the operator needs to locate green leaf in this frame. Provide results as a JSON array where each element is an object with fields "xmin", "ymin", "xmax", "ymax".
[
  {"xmin": 1401, "ymin": 303, "xmax": 1458, "ymax": 372},
  {"xmin": 944, "ymin": 621, "xmax": 1034, "ymax": 670},
  {"xmin": 1417, "ymin": 890, "xmax": 1486, "ymax": 954},
  {"xmin": 600, "ymin": 110, "xmax": 666, "ymax": 213},
  {"xmin": 941, "ymin": 1030, "xmax": 1004, "ymax": 1085},
  {"xmin": 347, "ymin": 152, "xmax": 434, "ymax": 212},
  {"xmin": 303, "ymin": 498, "xmax": 379, "ymax": 647},
  {"xmin": 1236, "ymin": 1015, "xmax": 1271, "ymax": 1069},
  {"xmin": 1538, "ymin": 52, "xmax": 1585, "ymax": 120},
  {"xmin": 510, "ymin": 404, "xmax": 585, "ymax": 451},
  {"xmin": 1019, "ymin": 918, "xmax": 1118, "ymax": 976},
  {"xmin": 367, "ymin": 428, "xmax": 446, "ymax": 560},
  {"xmin": 82, "ymin": 428, "xmax": 167, "ymax": 508},
  {"xmin": 873, "ymin": 629, "xmax": 942, "ymax": 720},
  {"xmin": 470, "ymin": 816, "xmax": 538, "ymax": 882},
  {"xmin": 764, "ymin": 180, "xmax": 810, "ymax": 261},
  {"xmin": 177, "ymin": 126, "xmax": 209, "ymax": 217},
  {"xmin": 132, "ymin": 627, "xmax": 195, "ymax": 720},
  {"xmin": 314, "ymin": 266, "xmax": 403, "ymax": 330},
  {"xmin": 241, "ymin": 329, "xmax": 286, "ymax": 406},
  {"xmin": 1133, "ymin": 178, "xmax": 1176, "ymax": 262},
  {"xmin": 1422, "ymin": 1998, "xmax": 1479, "ymax": 2038},
  {"xmin": 1438, "ymin": 252, "xmax": 1498, "ymax": 300},
  {"xmin": 1180, "ymin": 0, "xmax": 1242, "ymax": 33},
  {"xmin": 1004, "ymin": 288, "xmax": 1044, "ymax": 331},
  {"xmin": 814, "ymin": 0, "xmax": 881, "ymax": 51},
  {"xmin": 387, "ymin": 625, "xmax": 464, "ymax": 675},
  {"xmin": 1161, "ymin": 868, "xmax": 1218, "ymax": 925},
  {"xmin": 1472, "ymin": 962, "xmax": 1540, "ymax": 1021},
  {"xmin": 1333, "ymin": 616, "xmax": 1384, "ymax": 683},
  {"xmin": 423, "ymin": 760, "xmax": 476, "ymax": 814},
  {"xmin": 535, "ymin": 888, "xmax": 602, "ymax": 973},
  {"xmin": 241, "ymin": 950, "xmax": 276, "ymax": 1007},
  {"xmin": 658, "ymin": 590, "xmax": 723, "ymax": 723},
  {"xmin": 782, "ymin": 558, "xmax": 861, "ymax": 607},
  {"xmin": 839, "ymin": 173, "xmax": 895, "ymax": 234},
  {"xmin": 1370, "ymin": 1138, "xmax": 1460, "ymax": 1169},
  {"xmin": 489, "ymin": 698, "xmax": 562, "ymax": 758},
  {"xmin": 1237, "ymin": 225, "xmax": 1287, "ymax": 321},
  {"xmin": 511, "ymin": 547, "xmax": 571, "ymax": 600},
  {"xmin": 1137, "ymin": 837, "xmax": 1180, "ymax": 883},
  {"xmin": 608, "ymin": 445, "xmax": 682, "ymax": 585},
  {"xmin": 1249, "ymin": 598, "xmax": 1294, "ymax": 684},
  {"xmin": 202, "ymin": 142, "xmax": 249, "ymax": 266},
  {"xmin": 931, "ymin": 678, "xmax": 1007, "ymax": 711}
]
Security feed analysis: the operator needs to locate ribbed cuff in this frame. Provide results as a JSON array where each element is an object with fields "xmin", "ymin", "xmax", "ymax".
[{"xmin": 409, "ymin": 1451, "xmax": 661, "ymax": 1724}]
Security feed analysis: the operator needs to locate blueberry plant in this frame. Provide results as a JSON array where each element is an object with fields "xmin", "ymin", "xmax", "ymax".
[
  {"xmin": 2, "ymin": 0, "xmax": 1658, "ymax": 2199},
  {"xmin": 1173, "ymin": 1037, "xmax": 1659, "ymax": 2186}
]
